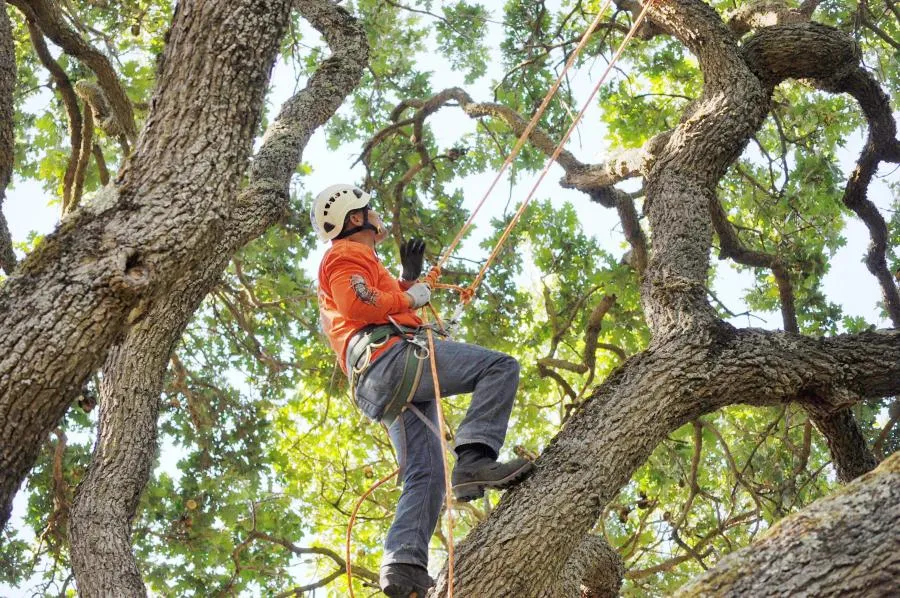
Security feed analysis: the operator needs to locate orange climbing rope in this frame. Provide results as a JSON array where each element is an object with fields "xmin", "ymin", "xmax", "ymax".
[
  {"xmin": 433, "ymin": 0, "xmax": 617, "ymax": 275},
  {"xmin": 423, "ymin": 312, "xmax": 456, "ymax": 598},
  {"xmin": 344, "ymin": 1, "xmax": 657, "ymax": 595},
  {"xmin": 346, "ymin": 466, "xmax": 400, "ymax": 598},
  {"xmin": 427, "ymin": 0, "xmax": 657, "ymax": 309}
]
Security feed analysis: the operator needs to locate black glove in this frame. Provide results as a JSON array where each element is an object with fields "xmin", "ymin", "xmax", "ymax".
[{"xmin": 399, "ymin": 238, "xmax": 426, "ymax": 281}]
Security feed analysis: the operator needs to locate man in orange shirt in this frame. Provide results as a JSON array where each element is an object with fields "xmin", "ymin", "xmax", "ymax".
[{"xmin": 312, "ymin": 184, "xmax": 533, "ymax": 597}]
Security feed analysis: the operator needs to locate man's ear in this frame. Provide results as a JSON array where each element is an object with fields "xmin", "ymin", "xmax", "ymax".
[{"xmin": 348, "ymin": 211, "xmax": 364, "ymax": 226}]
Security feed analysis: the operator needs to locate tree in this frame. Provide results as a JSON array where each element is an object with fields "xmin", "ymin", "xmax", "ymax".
[{"xmin": 0, "ymin": 0, "xmax": 898, "ymax": 596}]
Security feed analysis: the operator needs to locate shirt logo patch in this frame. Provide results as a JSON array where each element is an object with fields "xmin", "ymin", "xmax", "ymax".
[{"xmin": 350, "ymin": 274, "xmax": 378, "ymax": 305}]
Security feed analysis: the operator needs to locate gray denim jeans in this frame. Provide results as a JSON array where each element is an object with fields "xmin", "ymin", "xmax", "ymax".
[{"xmin": 354, "ymin": 336, "xmax": 519, "ymax": 569}]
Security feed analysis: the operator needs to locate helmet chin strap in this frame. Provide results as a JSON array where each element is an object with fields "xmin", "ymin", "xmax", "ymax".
[{"xmin": 336, "ymin": 206, "xmax": 379, "ymax": 239}]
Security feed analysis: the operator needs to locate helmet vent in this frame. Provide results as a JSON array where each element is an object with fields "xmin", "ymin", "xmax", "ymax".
[
  {"xmin": 353, "ymin": 188, "xmax": 363, "ymax": 198},
  {"xmin": 323, "ymin": 222, "xmax": 335, "ymax": 232}
]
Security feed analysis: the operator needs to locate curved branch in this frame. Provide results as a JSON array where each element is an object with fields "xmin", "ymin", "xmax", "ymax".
[
  {"xmin": 360, "ymin": 87, "xmax": 584, "ymax": 172},
  {"xmin": 67, "ymin": 105, "xmax": 93, "ymax": 214},
  {"xmin": 433, "ymin": 325, "xmax": 900, "ymax": 595},
  {"xmin": 732, "ymin": 22, "xmax": 890, "ymax": 481},
  {"xmin": 23, "ymin": 15, "xmax": 83, "ymax": 210},
  {"xmin": 249, "ymin": 530, "xmax": 380, "ymax": 586},
  {"xmin": 743, "ymin": 22, "xmax": 900, "ymax": 325},
  {"xmin": 709, "ymin": 196, "xmax": 797, "ymax": 333},
  {"xmin": 9, "ymin": 0, "xmax": 137, "ymax": 143},
  {"xmin": 366, "ymin": 86, "xmax": 654, "ymax": 271}
]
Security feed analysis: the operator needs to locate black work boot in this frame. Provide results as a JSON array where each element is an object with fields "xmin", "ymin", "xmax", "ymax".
[
  {"xmin": 380, "ymin": 563, "xmax": 434, "ymax": 598},
  {"xmin": 451, "ymin": 443, "xmax": 534, "ymax": 502}
]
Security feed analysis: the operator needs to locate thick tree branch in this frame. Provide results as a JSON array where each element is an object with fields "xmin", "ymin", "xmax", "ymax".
[
  {"xmin": 9, "ymin": 0, "xmax": 137, "ymax": 144},
  {"xmin": 0, "ymin": 0, "xmax": 16, "ymax": 275},
  {"xmin": 809, "ymin": 408, "xmax": 878, "ymax": 482},
  {"xmin": 673, "ymin": 452, "xmax": 900, "ymax": 596},
  {"xmin": 434, "ymin": 324, "xmax": 900, "ymax": 595},
  {"xmin": 735, "ymin": 22, "xmax": 890, "ymax": 481},
  {"xmin": 623, "ymin": 0, "xmax": 769, "ymax": 336},
  {"xmin": 709, "ymin": 193, "xmax": 876, "ymax": 483}
]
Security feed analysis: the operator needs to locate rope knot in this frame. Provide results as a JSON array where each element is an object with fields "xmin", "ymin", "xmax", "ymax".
[{"xmin": 424, "ymin": 266, "xmax": 441, "ymax": 287}]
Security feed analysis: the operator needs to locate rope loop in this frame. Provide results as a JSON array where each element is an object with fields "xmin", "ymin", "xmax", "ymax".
[{"xmin": 424, "ymin": 266, "xmax": 441, "ymax": 288}]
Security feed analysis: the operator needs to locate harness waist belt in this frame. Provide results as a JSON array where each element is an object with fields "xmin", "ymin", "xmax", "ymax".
[
  {"xmin": 346, "ymin": 323, "xmax": 426, "ymax": 428},
  {"xmin": 345, "ymin": 324, "xmax": 399, "ymax": 373}
]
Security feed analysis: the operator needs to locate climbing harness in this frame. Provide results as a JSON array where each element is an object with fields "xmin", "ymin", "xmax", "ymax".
[
  {"xmin": 346, "ymin": 322, "xmax": 427, "ymax": 429},
  {"xmin": 344, "ymin": 1, "xmax": 657, "ymax": 595}
]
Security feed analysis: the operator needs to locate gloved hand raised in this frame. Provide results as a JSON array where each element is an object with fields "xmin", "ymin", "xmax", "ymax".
[
  {"xmin": 399, "ymin": 238, "xmax": 426, "ymax": 282},
  {"xmin": 405, "ymin": 282, "xmax": 431, "ymax": 309}
]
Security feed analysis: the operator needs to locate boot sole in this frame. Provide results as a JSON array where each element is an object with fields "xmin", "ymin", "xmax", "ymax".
[
  {"xmin": 452, "ymin": 461, "xmax": 534, "ymax": 502},
  {"xmin": 382, "ymin": 584, "xmax": 425, "ymax": 598}
]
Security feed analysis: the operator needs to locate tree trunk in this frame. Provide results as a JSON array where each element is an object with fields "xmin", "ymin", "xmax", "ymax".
[
  {"xmin": 0, "ymin": 0, "xmax": 16, "ymax": 274},
  {"xmin": 674, "ymin": 452, "xmax": 900, "ymax": 597},
  {"xmin": 67, "ymin": 316, "xmax": 176, "ymax": 596},
  {"xmin": 0, "ymin": 0, "xmax": 294, "ymax": 530},
  {"xmin": 67, "ymin": 1, "xmax": 368, "ymax": 594}
]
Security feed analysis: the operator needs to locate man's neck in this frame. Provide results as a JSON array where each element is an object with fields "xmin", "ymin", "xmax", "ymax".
[{"xmin": 345, "ymin": 231, "xmax": 376, "ymax": 250}]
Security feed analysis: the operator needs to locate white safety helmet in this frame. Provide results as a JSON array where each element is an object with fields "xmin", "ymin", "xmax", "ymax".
[{"xmin": 310, "ymin": 184, "xmax": 372, "ymax": 243}]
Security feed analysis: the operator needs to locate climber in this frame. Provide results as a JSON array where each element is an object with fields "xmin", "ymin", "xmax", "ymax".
[{"xmin": 311, "ymin": 183, "xmax": 534, "ymax": 597}]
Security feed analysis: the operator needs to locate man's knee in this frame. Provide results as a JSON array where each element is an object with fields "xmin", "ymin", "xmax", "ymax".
[{"xmin": 498, "ymin": 353, "xmax": 520, "ymax": 380}]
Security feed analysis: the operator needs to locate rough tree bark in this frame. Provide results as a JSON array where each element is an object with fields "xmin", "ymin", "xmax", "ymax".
[
  {"xmin": 674, "ymin": 452, "xmax": 900, "ymax": 597},
  {"xmin": 66, "ymin": 1, "xmax": 368, "ymax": 595},
  {"xmin": 539, "ymin": 534, "xmax": 624, "ymax": 598},
  {"xmin": 0, "ymin": 0, "xmax": 16, "ymax": 275},
  {"xmin": 428, "ymin": 1, "xmax": 900, "ymax": 595},
  {"xmin": 0, "ymin": 0, "xmax": 296, "ymax": 530}
]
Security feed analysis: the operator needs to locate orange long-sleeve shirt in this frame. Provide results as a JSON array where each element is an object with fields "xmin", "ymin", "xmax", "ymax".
[{"xmin": 318, "ymin": 239, "xmax": 423, "ymax": 373}]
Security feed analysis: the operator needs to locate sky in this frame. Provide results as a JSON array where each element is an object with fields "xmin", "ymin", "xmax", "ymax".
[{"xmin": 2, "ymin": 1, "xmax": 898, "ymax": 595}]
